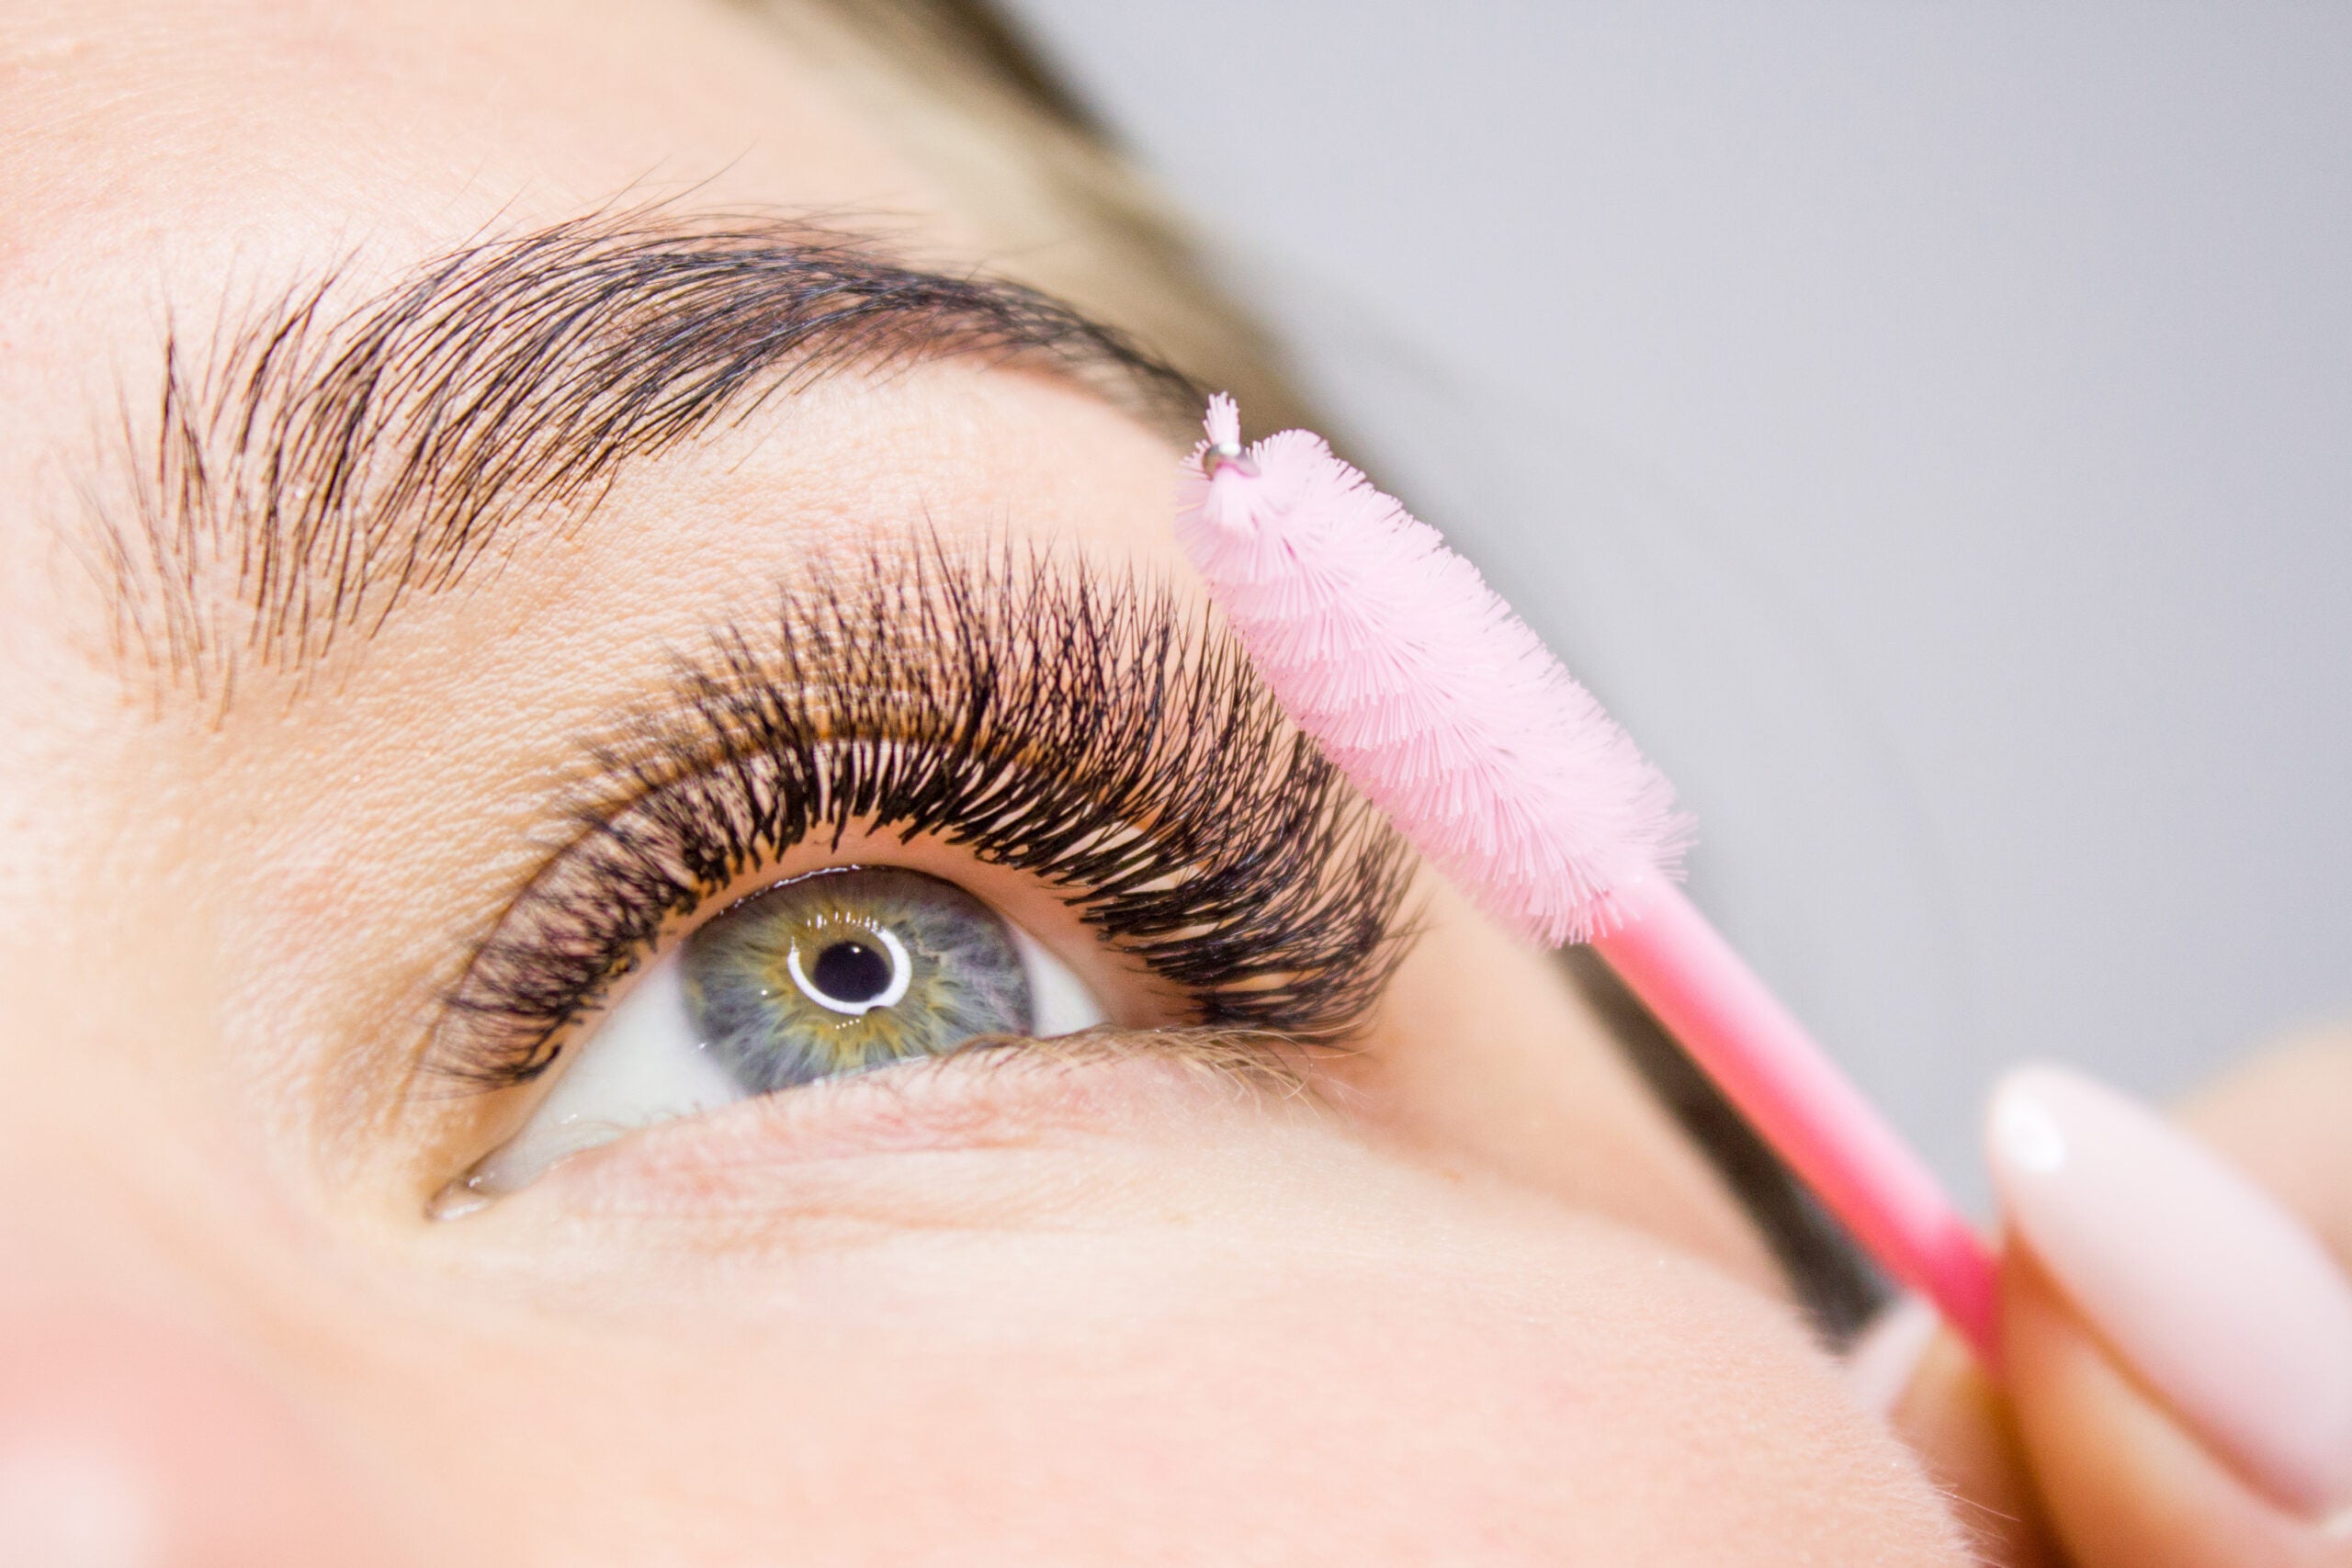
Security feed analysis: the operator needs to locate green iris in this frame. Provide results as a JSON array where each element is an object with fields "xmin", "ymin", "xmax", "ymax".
[{"xmin": 681, "ymin": 865, "xmax": 1034, "ymax": 1092}]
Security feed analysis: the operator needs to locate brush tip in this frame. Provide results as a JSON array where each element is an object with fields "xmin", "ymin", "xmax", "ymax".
[
  {"xmin": 1177, "ymin": 394, "xmax": 1688, "ymax": 946},
  {"xmin": 1203, "ymin": 391, "xmax": 1242, "ymax": 449}
]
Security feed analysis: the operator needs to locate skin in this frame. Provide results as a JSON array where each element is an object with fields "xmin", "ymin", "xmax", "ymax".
[{"xmin": 0, "ymin": 2, "xmax": 2338, "ymax": 1563}]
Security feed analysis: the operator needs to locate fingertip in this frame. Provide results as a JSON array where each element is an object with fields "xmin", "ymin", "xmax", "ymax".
[
  {"xmin": 2000, "ymin": 1252, "xmax": 2334, "ymax": 1567},
  {"xmin": 1985, "ymin": 1063, "xmax": 2352, "ymax": 1520}
]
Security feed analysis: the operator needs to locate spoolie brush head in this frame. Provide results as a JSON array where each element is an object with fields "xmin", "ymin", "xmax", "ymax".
[{"xmin": 1177, "ymin": 393, "xmax": 1688, "ymax": 946}]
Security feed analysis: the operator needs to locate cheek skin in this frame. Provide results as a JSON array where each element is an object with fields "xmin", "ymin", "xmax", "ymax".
[
  {"xmin": 0, "ymin": 1072, "xmax": 1975, "ymax": 1561},
  {"xmin": 0, "ymin": 1309, "xmax": 415, "ymax": 1568},
  {"xmin": 334, "ymin": 1090, "xmax": 1966, "ymax": 1564},
  {"xmin": 2, "ymin": 1046, "xmax": 1977, "ymax": 1562}
]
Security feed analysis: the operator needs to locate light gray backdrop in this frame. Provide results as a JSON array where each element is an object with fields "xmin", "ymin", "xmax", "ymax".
[{"xmin": 1003, "ymin": 0, "xmax": 2352, "ymax": 1199}]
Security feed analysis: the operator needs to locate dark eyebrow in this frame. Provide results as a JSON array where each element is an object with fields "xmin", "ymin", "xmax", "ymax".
[{"xmin": 82, "ymin": 207, "xmax": 1198, "ymax": 697}]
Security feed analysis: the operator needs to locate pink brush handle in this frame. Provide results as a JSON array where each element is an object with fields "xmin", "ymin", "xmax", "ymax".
[{"xmin": 1591, "ymin": 881, "xmax": 1999, "ymax": 1359}]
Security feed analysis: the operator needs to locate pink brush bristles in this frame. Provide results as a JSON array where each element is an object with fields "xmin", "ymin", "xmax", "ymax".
[
  {"xmin": 1178, "ymin": 394, "xmax": 1999, "ymax": 1359},
  {"xmin": 1178, "ymin": 397, "xmax": 1686, "ymax": 945}
]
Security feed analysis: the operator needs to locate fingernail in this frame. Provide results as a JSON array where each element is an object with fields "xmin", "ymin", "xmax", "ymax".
[
  {"xmin": 1988, "ymin": 1064, "xmax": 2352, "ymax": 1518},
  {"xmin": 1845, "ymin": 1294, "xmax": 1939, "ymax": 1416}
]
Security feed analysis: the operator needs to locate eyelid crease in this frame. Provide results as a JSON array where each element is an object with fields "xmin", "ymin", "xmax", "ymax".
[{"xmin": 422, "ymin": 539, "xmax": 1417, "ymax": 1098}]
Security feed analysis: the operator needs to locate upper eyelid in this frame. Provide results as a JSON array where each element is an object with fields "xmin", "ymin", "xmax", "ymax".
[{"xmin": 421, "ymin": 541, "xmax": 1417, "ymax": 1098}]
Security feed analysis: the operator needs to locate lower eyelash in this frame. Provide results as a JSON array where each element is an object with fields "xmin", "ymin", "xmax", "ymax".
[{"xmin": 429, "ymin": 540, "xmax": 1416, "ymax": 1090}]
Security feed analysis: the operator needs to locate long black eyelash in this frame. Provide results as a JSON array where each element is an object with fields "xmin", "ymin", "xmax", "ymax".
[{"xmin": 429, "ymin": 541, "xmax": 1418, "ymax": 1089}]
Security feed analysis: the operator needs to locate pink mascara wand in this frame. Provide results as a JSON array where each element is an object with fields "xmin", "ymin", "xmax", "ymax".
[{"xmin": 1177, "ymin": 394, "xmax": 1999, "ymax": 1359}]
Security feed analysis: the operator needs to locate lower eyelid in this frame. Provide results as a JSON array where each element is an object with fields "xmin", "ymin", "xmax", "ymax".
[{"xmin": 470, "ymin": 1042, "xmax": 1282, "ymax": 1228}]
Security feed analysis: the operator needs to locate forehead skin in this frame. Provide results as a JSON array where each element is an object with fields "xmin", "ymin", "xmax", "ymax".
[{"xmin": 0, "ymin": 2, "xmax": 1969, "ymax": 1562}]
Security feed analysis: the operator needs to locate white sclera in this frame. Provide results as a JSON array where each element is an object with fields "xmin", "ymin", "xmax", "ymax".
[
  {"xmin": 448, "ymin": 902, "xmax": 1107, "ymax": 1205},
  {"xmin": 1009, "ymin": 922, "xmax": 1108, "ymax": 1038},
  {"xmin": 458, "ymin": 956, "xmax": 744, "ymax": 1199}
]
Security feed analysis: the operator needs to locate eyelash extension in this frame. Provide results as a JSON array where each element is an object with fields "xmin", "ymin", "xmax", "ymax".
[{"xmin": 428, "ymin": 541, "xmax": 1419, "ymax": 1090}]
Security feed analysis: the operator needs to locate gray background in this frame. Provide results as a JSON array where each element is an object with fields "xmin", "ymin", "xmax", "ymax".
[{"xmin": 1003, "ymin": 1, "xmax": 2352, "ymax": 1199}]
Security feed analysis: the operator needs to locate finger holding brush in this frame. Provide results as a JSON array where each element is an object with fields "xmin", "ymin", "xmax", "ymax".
[{"xmin": 1869, "ymin": 1045, "xmax": 2352, "ymax": 1567}]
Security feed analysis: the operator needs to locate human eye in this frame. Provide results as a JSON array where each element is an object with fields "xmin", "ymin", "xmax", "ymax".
[
  {"xmin": 424, "ymin": 546, "xmax": 1416, "ymax": 1210},
  {"xmin": 450, "ymin": 864, "xmax": 1112, "ymax": 1201}
]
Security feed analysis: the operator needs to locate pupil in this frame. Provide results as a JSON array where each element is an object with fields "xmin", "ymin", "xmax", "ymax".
[{"xmin": 811, "ymin": 939, "xmax": 892, "ymax": 1004}]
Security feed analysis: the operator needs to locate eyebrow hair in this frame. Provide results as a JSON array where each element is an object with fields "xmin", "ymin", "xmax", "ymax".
[{"xmin": 81, "ymin": 207, "xmax": 1199, "ymax": 697}]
